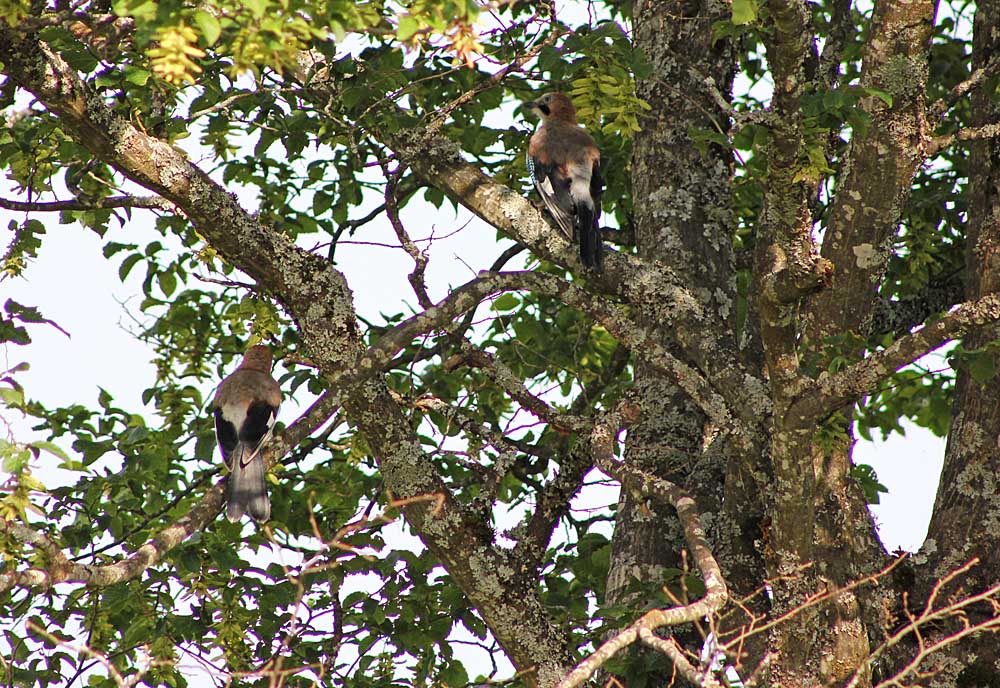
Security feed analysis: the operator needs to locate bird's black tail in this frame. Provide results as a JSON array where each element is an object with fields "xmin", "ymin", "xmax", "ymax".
[
  {"xmin": 226, "ymin": 445, "xmax": 271, "ymax": 522},
  {"xmin": 576, "ymin": 203, "xmax": 603, "ymax": 271}
]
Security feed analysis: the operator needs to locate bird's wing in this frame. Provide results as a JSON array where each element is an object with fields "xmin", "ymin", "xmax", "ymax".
[
  {"xmin": 236, "ymin": 400, "xmax": 279, "ymax": 468},
  {"xmin": 529, "ymin": 156, "xmax": 576, "ymax": 240},
  {"xmin": 213, "ymin": 406, "xmax": 240, "ymax": 469},
  {"xmin": 590, "ymin": 158, "xmax": 604, "ymax": 223}
]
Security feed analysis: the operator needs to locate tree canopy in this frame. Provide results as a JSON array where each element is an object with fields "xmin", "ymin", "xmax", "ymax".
[{"xmin": 3, "ymin": 0, "xmax": 1000, "ymax": 686}]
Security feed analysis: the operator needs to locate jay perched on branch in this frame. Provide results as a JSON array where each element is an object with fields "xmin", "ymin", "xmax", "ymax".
[
  {"xmin": 526, "ymin": 92, "xmax": 604, "ymax": 271},
  {"xmin": 213, "ymin": 345, "xmax": 281, "ymax": 523}
]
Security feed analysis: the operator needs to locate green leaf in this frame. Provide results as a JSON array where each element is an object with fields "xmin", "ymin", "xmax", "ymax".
[
  {"xmin": 31, "ymin": 441, "xmax": 69, "ymax": 461},
  {"xmin": 0, "ymin": 386, "xmax": 25, "ymax": 407},
  {"xmin": 968, "ymin": 354, "xmax": 997, "ymax": 383},
  {"xmin": 1, "ymin": 442, "xmax": 29, "ymax": 474},
  {"xmin": 119, "ymin": 254, "xmax": 143, "ymax": 281},
  {"xmin": 731, "ymin": 0, "xmax": 757, "ymax": 25},
  {"xmin": 860, "ymin": 87, "xmax": 893, "ymax": 107},
  {"xmin": 851, "ymin": 464, "xmax": 888, "ymax": 504},
  {"xmin": 124, "ymin": 66, "xmax": 152, "ymax": 86},
  {"xmin": 491, "ymin": 294, "xmax": 519, "ymax": 312},
  {"xmin": 192, "ymin": 10, "xmax": 222, "ymax": 46},
  {"xmin": 112, "ymin": 0, "xmax": 156, "ymax": 21},
  {"xmin": 396, "ymin": 15, "xmax": 420, "ymax": 42},
  {"xmin": 158, "ymin": 270, "xmax": 178, "ymax": 297}
]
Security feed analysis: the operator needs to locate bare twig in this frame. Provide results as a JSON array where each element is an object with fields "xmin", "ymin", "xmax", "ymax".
[
  {"xmin": 450, "ymin": 339, "xmax": 592, "ymax": 432},
  {"xmin": 0, "ymin": 194, "xmax": 174, "ymax": 212},
  {"xmin": 555, "ymin": 407, "xmax": 729, "ymax": 688},
  {"xmin": 846, "ymin": 558, "xmax": 1000, "ymax": 688},
  {"xmin": 638, "ymin": 628, "xmax": 724, "ymax": 688},
  {"xmin": 419, "ymin": 24, "xmax": 558, "ymax": 139},
  {"xmin": 26, "ymin": 621, "xmax": 157, "ymax": 688},
  {"xmin": 717, "ymin": 557, "xmax": 907, "ymax": 649},
  {"xmin": 189, "ymin": 87, "xmax": 298, "ymax": 120},
  {"xmin": 512, "ymin": 342, "xmax": 630, "ymax": 566},
  {"xmin": 381, "ymin": 161, "xmax": 433, "ymax": 309}
]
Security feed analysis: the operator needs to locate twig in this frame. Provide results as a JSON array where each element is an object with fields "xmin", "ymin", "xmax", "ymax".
[
  {"xmin": 846, "ymin": 558, "xmax": 1000, "ymax": 688},
  {"xmin": 189, "ymin": 88, "xmax": 298, "ymax": 120},
  {"xmin": 555, "ymin": 407, "xmax": 729, "ymax": 688},
  {"xmin": 0, "ymin": 194, "xmax": 174, "ymax": 212},
  {"xmin": 512, "ymin": 342, "xmax": 630, "ymax": 567},
  {"xmin": 450, "ymin": 339, "xmax": 592, "ymax": 432},
  {"xmin": 26, "ymin": 621, "xmax": 156, "ymax": 688},
  {"xmin": 638, "ymin": 629, "xmax": 724, "ymax": 688},
  {"xmin": 380, "ymin": 161, "xmax": 433, "ymax": 309},
  {"xmin": 412, "ymin": 394, "xmax": 542, "ymax": 500},
  {"xmin": 193, "ymin": 274, "xmax": 258, "ymax": 290},
  {"xmin": 419, "ymin": 24, "xmax": 559, "ymax": 140}
]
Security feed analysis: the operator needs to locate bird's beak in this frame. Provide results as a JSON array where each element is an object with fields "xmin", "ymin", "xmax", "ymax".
[{"xmin": 524, "ymin": 100, "xmax": 542, "ymax": 117}]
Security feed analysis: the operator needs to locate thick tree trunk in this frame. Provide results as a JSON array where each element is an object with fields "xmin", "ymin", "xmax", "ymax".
[
  {"xmin": 605, "ymin": 0, "xmax": 740, "ymax": 665},
  {"xmin": 912, "ymin": 0, "xmax": 1000, "ymax": 682},
  {"xmin": 742, "ymin": 0, "xmax": 935, "ymax": 681}
]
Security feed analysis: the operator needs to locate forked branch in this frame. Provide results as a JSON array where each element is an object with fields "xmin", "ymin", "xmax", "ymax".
[{"xmin": 556, "ymin": 407, "xmax": 729, "ymax": 688}]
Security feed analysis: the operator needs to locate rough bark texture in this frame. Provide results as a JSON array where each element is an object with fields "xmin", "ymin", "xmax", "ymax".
[
  {"xmin": 805, "ymin": 0, "xmax": 938, "ymax": 343},
  {"xmin": 605, "ymin": 0, "xmax": 739, "ymax": 659},
  {"xmin": 596, "ymin": 0, "xmax": 759, "ymax": 678},
  {"xmin": 743, "ymin": 0, "xmax": 870, "ymax": 680},
  {"xmin": 914, "ymin": 1, "xmax": 1000, "ymax": 683},
  {"xmin": 798, "ymin": 0, "xmax": 939, "ymax": 640}
]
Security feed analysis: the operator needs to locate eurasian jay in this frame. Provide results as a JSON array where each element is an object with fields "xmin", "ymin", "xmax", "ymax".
[
  {"xmin": 213, "ymin": 345, "xmax": 281, "ymax": 522},
  {"xmin": 526, "ymin": 92, "xmax": 604, "ymax": 271}
]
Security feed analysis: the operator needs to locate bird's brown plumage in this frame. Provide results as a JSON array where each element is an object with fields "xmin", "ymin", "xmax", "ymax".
[{"xmin": 526, "ymin": 92, "xmax": 604, "ymax": 270}]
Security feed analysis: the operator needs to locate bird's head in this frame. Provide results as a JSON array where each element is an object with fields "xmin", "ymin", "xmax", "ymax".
[
  {"xmin": 240, "ymin": 344, "xmax": 274, "ymax": 372},
  {"xmin": 525, "ymin": 92, "xmax": 577, "ymax": 124}
]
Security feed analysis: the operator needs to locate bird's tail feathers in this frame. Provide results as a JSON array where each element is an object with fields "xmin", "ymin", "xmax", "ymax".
[
  {"xmin": 226, "ymin": 443, "xmax": 271, "ymax": 522},
  {"xmin": 576, "ymin": 203, "xmax": 603, "ymax": 271}
]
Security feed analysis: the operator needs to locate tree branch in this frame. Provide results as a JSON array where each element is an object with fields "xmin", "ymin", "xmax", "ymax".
[
  {"xmin": 297, "ymin": 269, "xmax": 739, "ymax": 437},
  {"xmin": 929, "ymin": 121, "xmax": 1000, "ymax": 155},
  {"xmin": 449, "ymin": 339, "xmax": 593, "ymax": 433},
  {"xmin": 0, "ymin": 194, "xmax": 174, "ymax": 212},
  {"xmin": 817, "ymin": 0, "xmax": 855, "ymax": 89},
  {"xmin": 928, "ymin": 54, "xmax": 1000, "ymax": 120},
  {"xmin": 380, "ymin": 161, "xmax": 433, "ymax": 309},
  {"xmin": 555, "ymin": 407, "xmax": 729, "ymax": 688},
  {"xmin": 846, "ymin": 558, "xmax": 1000, "ymax": 688},
  {"xmin": 788, "ymin": 292, "xmax": 1000, "ymax": 425},
  {"xmin": 287, "ymin": 50, "xmax": 766, "ymax": 425}
]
